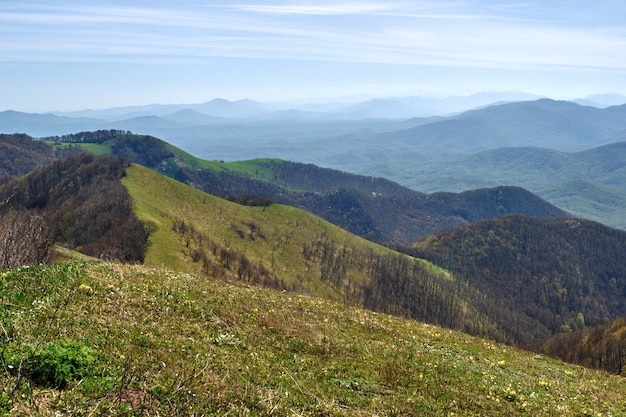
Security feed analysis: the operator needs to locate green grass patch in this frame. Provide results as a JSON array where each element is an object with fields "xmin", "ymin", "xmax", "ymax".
[
  {"xmin": 222, "ymin": 158, "xmax": 284, "ymax": 179},
  {"xmin": 47, "ymin": 141, "xmax": 112, "ymax": 155}
]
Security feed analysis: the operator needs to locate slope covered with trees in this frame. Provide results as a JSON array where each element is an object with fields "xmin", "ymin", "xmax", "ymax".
[
  {"xmin": 0, "ymin": 154, "xmax": 148, "ymax": 262},
  {"xmin": 411, "ymin": 214, "xmax": 626, "ymax": 344},
  {"xmin": 532, "ymin": 315, "xmax": 626, "ymax": 376},
  {"xmin": 391, "ymin": 140, "xmax": 626, "ymax": 230},
  {"xmin": 0, "ymin": 133, "xmax": 83, "ymax": 183}
]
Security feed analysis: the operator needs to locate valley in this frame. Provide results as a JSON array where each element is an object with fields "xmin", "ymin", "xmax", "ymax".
[{"xmin": 1, "ymin": 96, "xmax": 626, "ymax": 414}]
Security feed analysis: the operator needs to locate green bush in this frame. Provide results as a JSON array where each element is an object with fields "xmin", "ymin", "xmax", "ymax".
[{"xmin": 27, "ymin": 340, "xmax": 100, "ymax": 389}]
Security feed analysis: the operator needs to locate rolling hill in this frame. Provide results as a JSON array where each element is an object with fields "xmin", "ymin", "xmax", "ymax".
[
  {"xmin": 31, "ymin": 131, "xmax": 570, "ymax": 245},
  {"xmin": 6, "ymin": 152, "xmax": 622, "ymax": 347},
  {"xmin": 122, "ymin": 163, "xmax": 505, "ymax": 339},
  {"xmin": 401, "ymin": 141, "xmax": 626, "ymax": 230},
  {"xmin": 3, "ymin": 152, "xmax": 622, "ymax": 348}
]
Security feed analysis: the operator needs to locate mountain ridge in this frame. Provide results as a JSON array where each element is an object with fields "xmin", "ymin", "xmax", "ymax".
[{"xmin": 14, "ymin": 131, "xmax": 570, "ymax": 245}]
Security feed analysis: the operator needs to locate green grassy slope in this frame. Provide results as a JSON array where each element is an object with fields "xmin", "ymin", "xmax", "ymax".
[
  {"xmin": 2, "ymin": 260, "xmax": 625, "ymax": 416},
  {"xmin": 65, "ymin": 133, "xmax": 279, "ymax": 179},
  {"xmin": 122, "ymin": 163, "xmax": 386, "ymax": 301},
  {"xmin": 122, "ymin": 164, "xmax": 519, "ymax": 343}
]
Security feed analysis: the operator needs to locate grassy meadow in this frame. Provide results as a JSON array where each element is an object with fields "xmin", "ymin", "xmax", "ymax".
[{"xmin": 1, "ymin": 260, "xmax": 625, "ymax": 416}]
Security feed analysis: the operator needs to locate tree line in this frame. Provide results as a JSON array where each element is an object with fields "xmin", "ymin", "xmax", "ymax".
[{"xmin": 39, "ymin": 129, "xmax": 131, "ymax": 144}]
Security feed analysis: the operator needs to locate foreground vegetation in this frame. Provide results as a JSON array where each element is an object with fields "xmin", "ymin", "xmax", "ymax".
[{"xmin": 1, "ymin": 260, "xmax": 625, "ymax": 416}]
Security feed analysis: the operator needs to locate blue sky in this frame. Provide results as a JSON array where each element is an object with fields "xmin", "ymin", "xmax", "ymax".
[{"xmin": 2, "ymin": 0, "xmax": 626, "ymax": 111}]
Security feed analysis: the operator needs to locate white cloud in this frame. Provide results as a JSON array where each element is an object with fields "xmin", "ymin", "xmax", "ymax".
[
  {"xmin": 233, "ymin": 2, "xmax": 396, "ymax": 16},
  {"xmin": 1, "ymin": 0, "xmax": 625, "ymax": 73}
]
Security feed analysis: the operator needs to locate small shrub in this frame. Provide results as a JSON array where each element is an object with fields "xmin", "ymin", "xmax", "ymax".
[{"xmin": 27, "ymin": 340, "xmax": 101, "ymax": 389}]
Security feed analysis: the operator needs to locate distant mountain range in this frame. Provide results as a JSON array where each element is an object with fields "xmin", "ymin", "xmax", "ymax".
[
  {"xmin": 4, "ymin": 96, "xmax": 626, "ymax": 159},
  {"xmin": 2, "ymin": 96, "xmax": 626, "ymax": 233}
]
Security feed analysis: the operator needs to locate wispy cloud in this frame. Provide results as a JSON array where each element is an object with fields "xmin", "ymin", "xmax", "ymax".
[
  {"xmin": 0, "ymin": 0, "xmax": 625, "ymax": 72},
  {"xmin": 233, "ymin": 2, "xmax": 396, "ymax": 15}
]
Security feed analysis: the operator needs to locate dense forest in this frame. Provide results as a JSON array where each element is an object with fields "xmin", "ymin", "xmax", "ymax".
[
  {"xmin": 0, "ymin": 154, "xmax": 148, "ymax": 262},
  {"xmin": 531, "ymin": 315, "xmax": 626, "ymax": 375},
  {"xmin": 0, "ymin": 133, "xmax": 83, "ymax": 183},
  {"xmin": 410, "ymin": 214, "xmax": 626, "ymax": 342}
]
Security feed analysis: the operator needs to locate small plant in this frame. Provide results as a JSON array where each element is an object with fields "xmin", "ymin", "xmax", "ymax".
[{"xmin": 27, "ymin": 340, "xmax": 101, "ymax": 389}]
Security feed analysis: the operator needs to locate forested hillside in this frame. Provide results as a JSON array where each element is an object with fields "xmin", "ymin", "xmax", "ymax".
[
  {"xmin": 532, "ymin": 315, "xmax": 626, "ymax": 376},
  {"xmin": 278, "ymin": 184, "xmax": 569, "ymax": 243},
  {"xmin": 411, "ymin": 214, "xmax": 626, "ymax": 343},
  {"xmin": 0, "ymin": 133, "xmax": 83, "ymax": 183},
  {"xmin": 0, "ymin": 154, "xmax": 147, "ymax": 262},
  {"xmin": 400, "ymin": 140, "xmax": 626, "ymax": 230}
]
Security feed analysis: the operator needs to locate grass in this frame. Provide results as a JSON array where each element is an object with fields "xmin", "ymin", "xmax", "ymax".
[
  {"xmin": 1, "ymin": 260, "xmax": 625, "ymax": 416},
  {"xmin": 122, "ymin": 163, "xmax": 389, "ymax": 300},
  {"xmin": 221, "ymin": 158, "xmax": 284, "ymax": 180},
  {"xmin": 48, "ymin": 142, "xmax": 112, "ymax": 155}
]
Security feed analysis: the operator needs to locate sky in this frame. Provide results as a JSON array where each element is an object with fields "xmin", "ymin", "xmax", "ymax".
[{"xmin": 2, "ymin": 0, "xmax": 626, "ymax": 111}]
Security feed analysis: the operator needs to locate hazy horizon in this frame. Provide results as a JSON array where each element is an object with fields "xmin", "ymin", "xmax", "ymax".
[{"xmin": 2, "ymin": 1, "xmax": 626, "ymax": 112}]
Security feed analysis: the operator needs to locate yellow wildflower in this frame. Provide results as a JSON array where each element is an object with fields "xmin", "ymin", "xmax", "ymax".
[{"xmin": 78, "ymin": 283, "xmax": 94, "ymax": 294}]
